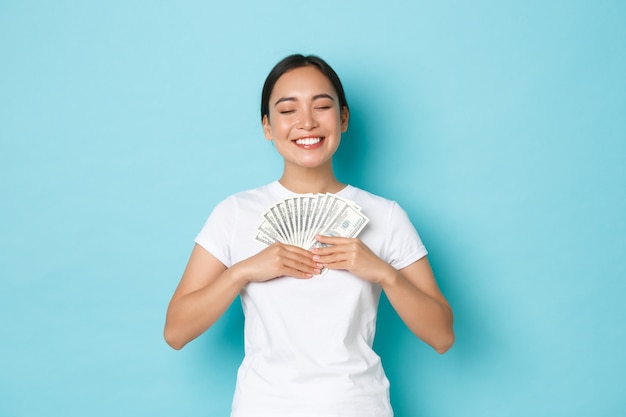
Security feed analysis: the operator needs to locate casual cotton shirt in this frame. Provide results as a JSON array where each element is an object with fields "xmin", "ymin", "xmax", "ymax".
[{"xmin": 195, "ymin": 181, "xmax": 427, "ymax": 417}]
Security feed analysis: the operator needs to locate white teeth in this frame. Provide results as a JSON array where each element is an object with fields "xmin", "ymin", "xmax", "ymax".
[{"xmin": 295, "ymin": 137, "xmax": 321, "ymax": 145}]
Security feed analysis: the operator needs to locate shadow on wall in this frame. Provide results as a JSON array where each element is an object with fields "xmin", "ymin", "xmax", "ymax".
[
  {"xmin": 375, "ymin": 245, "xmax": 493, "ymax": 416},
  {"xmin": 333, "ymin": 104, "xmax": 372, "ymax": 189},
  {"xmin": 334, "ymin": 78, "xmax": 493, "ymax": 416},
  {"xmin": 331, "ymin": 71, "xmax": 392, "ymax": 193}
]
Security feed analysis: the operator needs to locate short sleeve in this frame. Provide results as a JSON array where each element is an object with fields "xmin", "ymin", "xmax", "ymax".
[
  {"xmin": 194, "ymin": 197, "xmax": 236, "ymax": 267},
  {"xmin": 382, "ymin": 202, "xmax": 428, "ymax": 270}
]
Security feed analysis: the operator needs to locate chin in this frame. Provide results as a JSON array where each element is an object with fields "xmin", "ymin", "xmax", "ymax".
[{"xmin": 289, "ymin": 158, "xmax": 331, "ymax": 170}]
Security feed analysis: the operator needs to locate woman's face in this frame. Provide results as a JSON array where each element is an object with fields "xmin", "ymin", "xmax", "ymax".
[{"xmin": 262, "ymin": 66, "xmax": 349, "ymax": 171}]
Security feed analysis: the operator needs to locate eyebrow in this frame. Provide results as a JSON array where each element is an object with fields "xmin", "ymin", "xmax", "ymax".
[{"xmin": 274, "ymin": 93, "xmax": 335, "ymax": 107}]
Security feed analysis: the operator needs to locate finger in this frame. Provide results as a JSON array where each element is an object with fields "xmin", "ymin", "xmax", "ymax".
[
  {"xmin": 270, "ymin": 244, "xmax": 317, "ymax": 267},
  {"xmin": 282, "ymin": 266, "xmax": 316, "ymax": 279},
  {"xmin": 321, "ymin": 260, "xmax": 350, "ymax": 271},
  {"xmin": 312, "ymin": 243, "xmax": 351, "ymax": 257},
  {"xmin": 288, "ymin": 247, "xmax": 325, "ymax": 267},
  {"xmin": 267, "ymin": 244, "xmax": 325, "ymax": 276},
  {"xmin": 285, "ymin": 249, "xmax": 320, "ymax": 270},
  {"xmin": 282, "ymin": 257, "xmax": 322, "ymax": 275},
  {"xmin": 281, "ymin": 243, "xmax": 314, "ymax": 255},
  {"xmin": 313, "ymin": 252, "xmax": 348, "ymax": 267},
  {"xmin": 281, "ymin": 260, "xmax": 322, "ymax": 278},
  {"xmin": 275, "ymin": 247, "xmax": 321, "ymax": 273},
  {"xmin": 315, "ymin": 234, "xmax": 354, "ymax": 245}
]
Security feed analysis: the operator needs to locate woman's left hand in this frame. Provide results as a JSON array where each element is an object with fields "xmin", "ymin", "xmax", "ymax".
[
  {"xmin": 311, "ymin": 235, "xmax": 395, "ymax": 284},
  {"xmin": 314, "ymin": 235, "xmax": 455, "ymax": 353}
]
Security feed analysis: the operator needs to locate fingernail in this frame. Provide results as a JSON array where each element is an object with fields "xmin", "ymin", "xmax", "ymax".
[{"xmin": 312, "ymin": 255, "xmax": 320, "ymax": 261}]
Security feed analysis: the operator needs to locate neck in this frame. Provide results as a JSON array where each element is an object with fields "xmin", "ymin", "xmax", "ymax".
[{"xmin": 278, "ymin": 162, "xmax": 345, "ymax": 194}]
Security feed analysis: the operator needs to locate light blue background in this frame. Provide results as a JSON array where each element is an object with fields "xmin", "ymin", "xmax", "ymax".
[{"xmin": 1, "ymin": 1, "xmax": 625, "ymax": 416}]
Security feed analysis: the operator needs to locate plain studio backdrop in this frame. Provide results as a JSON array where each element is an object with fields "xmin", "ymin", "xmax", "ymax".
[{"xmin": 1, "ymin": 1, "xmax": 624, "ymax": 416}]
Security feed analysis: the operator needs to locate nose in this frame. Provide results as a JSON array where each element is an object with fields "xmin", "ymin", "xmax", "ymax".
[{"xmin": 298, "ymin": 108, "xmax": 318, "ymax": 130}]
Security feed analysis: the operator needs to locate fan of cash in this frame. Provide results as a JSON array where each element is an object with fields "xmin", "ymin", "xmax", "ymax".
[{"xmin": 255, "ymin": 193, "xmax": 369, "ymax": 250}]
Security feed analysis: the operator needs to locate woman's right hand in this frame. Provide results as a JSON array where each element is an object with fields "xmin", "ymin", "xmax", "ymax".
[
  {"xmin": 164, "ymin": 243, "xmax": 320, "ymax": 350},
  {"xmin": 234, "ymin": 243, "xmax": 322, "ymax": 283}
]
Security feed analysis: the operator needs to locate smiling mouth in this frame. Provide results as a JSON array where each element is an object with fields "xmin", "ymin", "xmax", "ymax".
[{"xmin": 294, "ymin": 137, "xmax": 323, "ymax": 146}]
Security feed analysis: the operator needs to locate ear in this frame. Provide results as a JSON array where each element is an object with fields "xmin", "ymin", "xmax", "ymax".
[
  {"xmin": 262, "ymin": 115, "xmax": 273, "ymax": 140},
  {"xmin": 340, "ymin": 106, "xmax": 350, "ymax": 133}
]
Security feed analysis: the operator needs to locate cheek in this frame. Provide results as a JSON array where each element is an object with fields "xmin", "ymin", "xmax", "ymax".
[
  {"xmin": 273, "ymin": 119, "xmax": 297, "ymax": 135},
  {"xmin": 325, "ymin": 110, "xmax": 343, "ymax": 125}
]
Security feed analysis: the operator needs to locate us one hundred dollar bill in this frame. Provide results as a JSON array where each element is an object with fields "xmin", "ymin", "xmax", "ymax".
[{"xmin": 255, "ymin": 193, "xmax": 369, "ymax": 251}]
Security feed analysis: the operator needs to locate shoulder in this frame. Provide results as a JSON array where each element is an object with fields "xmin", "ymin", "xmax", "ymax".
[
  {"xmin": 345, "ymin": 186, "xmax": 417, "ymax": 232},
  {"xmin": 213, "ymin": 182, "xmax": 277, "ymax": 208},
  {"xmin": 345, "ymin": 186, "xmax": 400, "ymax": 212},
  {"xmin": 204, "ymin": 182, "xmax": 288, "ymax": 227}
]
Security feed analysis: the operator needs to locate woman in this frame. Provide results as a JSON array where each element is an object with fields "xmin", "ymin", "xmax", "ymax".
[{"xmin": 164, "ymin": 54, "xmax": 454, "ymax": 417}]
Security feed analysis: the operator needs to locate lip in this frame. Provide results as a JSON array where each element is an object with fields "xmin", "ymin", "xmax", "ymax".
[{"xmin": 292, "ymin": 136, "xmax": 325, "ymax": 149}]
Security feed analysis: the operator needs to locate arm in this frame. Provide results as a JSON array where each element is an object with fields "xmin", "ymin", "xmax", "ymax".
[
  {"xmin": 379, "ymin": 257, "xmax": 454, "ymax": 354},
  {"xmin": 313, "ymin": 235, "xmax": 454, "ymax": 354},
  {"xmin": 164, "ymin": 243, "xmax": 320, "ymax": 350},
  {"xmin": 164, "ymin": 244, "xmax": 241, "ymax": 350}
]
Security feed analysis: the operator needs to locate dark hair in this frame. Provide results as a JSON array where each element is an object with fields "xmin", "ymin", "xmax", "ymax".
[{"xmin": 261, "ymin": 54, "xmax": 349, "ymax": 121}]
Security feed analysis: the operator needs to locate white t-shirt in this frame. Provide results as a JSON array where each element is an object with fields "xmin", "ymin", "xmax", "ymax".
[{"xmin": 195, "ymin": 181, "xmax": 427, "ymax": 417}]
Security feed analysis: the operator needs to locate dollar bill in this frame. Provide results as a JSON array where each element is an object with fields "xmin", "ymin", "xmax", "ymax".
[
  {"xmin": 256, "ymin": 193, "xmax": 369, "ymax": 254},
  {"xmin": 310, "ymin": 203, "xmax": 369, "ymax": 249}
]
